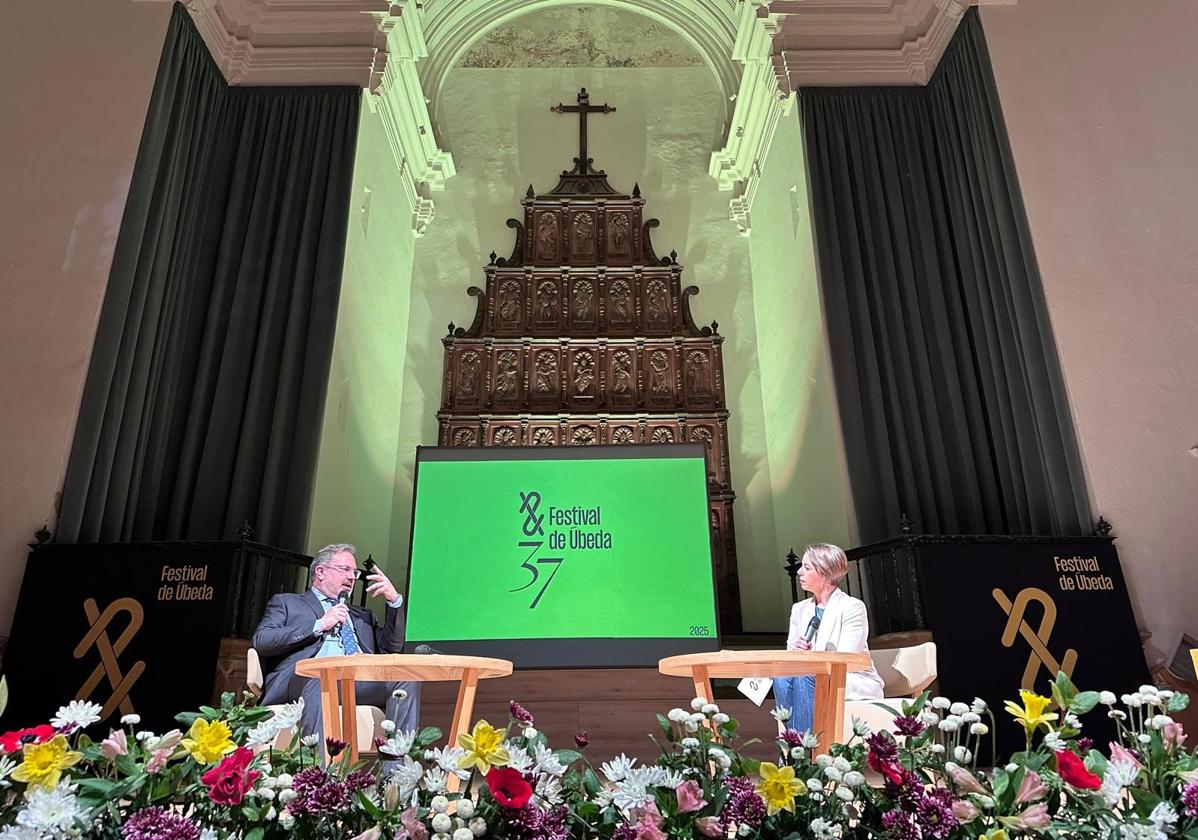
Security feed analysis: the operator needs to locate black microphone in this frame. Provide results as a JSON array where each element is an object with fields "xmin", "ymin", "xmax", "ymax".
[
  {"xmin": 322, "ymin": 590, "xmax": 351, "ymax": 636},
  {"xmin": 413, "ymin": 644, "xmax": 442, "ymax": 655},
  {"xmin": 803, "ymin": 614, "xmax": 821, "ymax": 644}
]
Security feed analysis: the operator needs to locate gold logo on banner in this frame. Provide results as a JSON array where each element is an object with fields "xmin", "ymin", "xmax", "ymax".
[
  {"xmin": 72, "ymin": 597, "xmax": 147, "ymax": 721},
  {"xmin": 992, "ymin": 587, "xmax": 1078, "ymax": 690}
]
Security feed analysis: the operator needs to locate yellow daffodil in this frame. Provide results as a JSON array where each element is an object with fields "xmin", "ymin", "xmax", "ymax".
[
  {"xmin": 755, "ymin": 761, "xmax": 807, "ymax": 815},
  {"xmin": 979, "ymin": 831, "xmax": 1008, "ymax": 840},
  {"xmin": 1004, "ymin": 690, "xmax": 1055, "ymax": 736},
  {"xmin": 11, "ymin": 735, "xmax": 82, "ymax": 789},
  {"xmin": 458, "ymin": 719, "xmax": 510, "ymax": 774},
  {"xmin": 181, "ymin": 718, "xmax": 235, "ymax": 764}
]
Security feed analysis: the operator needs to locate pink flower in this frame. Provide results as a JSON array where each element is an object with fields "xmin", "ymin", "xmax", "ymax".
[
  {"xmin": 1110, "ymin": 741, "xmax": 1141, "ymax": 768},
  {"xmin": 952, "ymin": 799, "xmax": 980, "ymax": 821},
  {"xmin": 200, "ymin": 747, "xmax": 261, "ymax": 806},
  {"xmin": 676, "ymin": 780, "xmax": 708, "ymax": 813},
  {"xmin": 396, "ymin": 806, "xmax": 428, "ymax": 840},
  {"xmin": 100, "ymin": 729, "xmax": 128, "ymax": 758},
  {"xmin": 695, "ymin": 816, "xmax": 725, "ymax": 837},
  {"xmin": 1164, "ymin": 723, "xmax": 1187, "ymax": 750},
  {"xmin": 631, "ymin": 802, "xmax": 666, "ymax": 840},
  {"xmin": 1005, "ymin": 802, "xmax": 1050, "ymax": 830},
  {"xmin": 1015, "ymin": 769, "xmax": 1047, "ymax": 804},
  {"xmin": 947, "ymin": 764, "xmax": 986, "ymax": 794},
  {"xmin": 146, "ymin": 748, "xmax": 173, "ymax": 774}
]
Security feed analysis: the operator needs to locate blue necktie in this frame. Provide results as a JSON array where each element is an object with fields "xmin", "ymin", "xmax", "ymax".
[{"xmin": 327, "ymin": 597, "xmax": 360, "ymax": 654}]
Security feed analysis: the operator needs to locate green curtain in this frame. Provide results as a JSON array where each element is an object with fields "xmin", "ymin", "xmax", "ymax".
[
  {"xmin": 57, "ymin": 4, "xmax": 360, "ymax": 549},
  {"xmin": 801, "ymin": 10, "xmax": 1091, "ymax": 540}
]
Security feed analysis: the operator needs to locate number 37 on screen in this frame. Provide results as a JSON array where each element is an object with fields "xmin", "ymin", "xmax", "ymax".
[{"xmin": 510, "ymin": 541, "xmax": 563, "ymax": 608}]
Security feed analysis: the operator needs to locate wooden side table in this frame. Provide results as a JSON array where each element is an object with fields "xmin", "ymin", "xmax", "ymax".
[
  {"xmin": 658, "ymin": 650, "xmax": 873, "ymax": 754},
  {"xmin": 295, "ymin": 653, "xmax": 513, "ymax": 783}
]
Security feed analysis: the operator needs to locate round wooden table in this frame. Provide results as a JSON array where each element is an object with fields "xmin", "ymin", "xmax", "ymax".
[
  {"xmin": 658, "ymin": 650, "xmax": 873, "ymax": 754},
  {"xmin": 295, "ymin": 653, "xmax": 513, "ymax": 779}
]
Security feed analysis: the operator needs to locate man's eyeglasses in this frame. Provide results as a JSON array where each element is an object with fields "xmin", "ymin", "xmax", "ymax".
[{"xmin": 326, "ymin": 565, "xmax": 362, "ymax": 580}]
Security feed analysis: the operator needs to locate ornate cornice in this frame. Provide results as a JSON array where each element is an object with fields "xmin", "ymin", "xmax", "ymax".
[{"xmin": 182, "ymin": 0, "xmax": 454, "ymax": 234}]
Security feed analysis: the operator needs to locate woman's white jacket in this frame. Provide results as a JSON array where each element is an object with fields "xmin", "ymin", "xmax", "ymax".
[{"xmin": 786, "ymin": 587, "xmax": 885, "ymax": 700}]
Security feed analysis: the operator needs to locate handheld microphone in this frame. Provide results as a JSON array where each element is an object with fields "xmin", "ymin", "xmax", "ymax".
[
  {"xmin": 413, "ymin": 644, "xmax": 442, "ymax": 655},
  {"xmin": 322, "ymin": 590, "xmax": 351, "ymax": 636},
  {"xmin": 337, "ymin": 590, "xmax": 350, "ymax": 606},
  {"xmin": 803, "ymin": 615, "xmax": 821, "ymax": 644}
]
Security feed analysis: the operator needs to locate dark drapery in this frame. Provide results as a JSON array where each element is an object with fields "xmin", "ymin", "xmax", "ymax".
[
  {"xmin": 801, "ymin": 10, "xmax": 1091, "ymax": 540},
  {"xmin": 57, "ymin": 4, "xmax": 360, "ymax": 549}
]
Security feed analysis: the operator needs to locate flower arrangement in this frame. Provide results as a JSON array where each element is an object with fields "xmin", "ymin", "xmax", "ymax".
[{"xmin": 0, "ymin": 671, "xmax": 1193, "ymax": 839}]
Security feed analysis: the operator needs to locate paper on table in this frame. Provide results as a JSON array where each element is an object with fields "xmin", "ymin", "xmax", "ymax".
[{"xmin": 737, "ymin": 676, "xmax": 772, "ymax": 706}]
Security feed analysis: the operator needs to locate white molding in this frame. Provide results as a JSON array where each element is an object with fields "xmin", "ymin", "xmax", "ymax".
[{"xmin": 709, "ymin": 1, "xmax": 792, "ymax": 236}]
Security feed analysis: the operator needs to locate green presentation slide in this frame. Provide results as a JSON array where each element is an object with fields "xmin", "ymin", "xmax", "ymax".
[{"xmin": 405, "ymin": 447, "xmax": 718, "ymax": 651}]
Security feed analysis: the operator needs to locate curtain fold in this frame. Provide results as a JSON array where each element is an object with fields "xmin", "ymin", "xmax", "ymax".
[
  {"xmin": 57, "ymin": 3, "xmax": 360, "ymax": 550},
  {"xmin": 801, "ymin": 10, "xmax": 1091, "ymax": 540}
]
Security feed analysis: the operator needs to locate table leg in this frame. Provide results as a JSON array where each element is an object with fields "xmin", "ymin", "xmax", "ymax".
[
  {"xmin": 447, "ymin": 669, "xmax": 480, "ymax": 794},
  {"xmin": 691, "ymin": 665, "xmax": 713, "ymax": 709},
  {"xmin": 341, "ymin": 678, "xmax": 358, "ymax": 763},
  {"xmin": 812, "ymin": 664, "xmax": 849, "ymax": 755},
  {"xmin": 319, "ymin": 673, "xmax": 341, "ymax": 764}
]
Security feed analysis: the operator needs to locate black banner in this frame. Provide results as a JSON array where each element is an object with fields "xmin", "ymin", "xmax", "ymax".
[
  {"xmin": 3, "ymin": 543, "xmax": 236, "ymax": 734},
  {"xmin": 917, "ymin": 538, "xmax": 1148, "ymax": 757}
]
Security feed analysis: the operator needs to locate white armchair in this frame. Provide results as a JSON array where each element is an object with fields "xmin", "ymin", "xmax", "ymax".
[
  {"xmin": 843, "ymin": 642, "xmax": 937, "ymax": 735},
  {"xmin": 246, "ymin": 648, "xmax": 386, "ymax": 750}
]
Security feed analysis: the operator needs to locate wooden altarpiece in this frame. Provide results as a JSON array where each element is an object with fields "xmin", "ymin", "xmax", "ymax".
[{"xmin": 436, "ymin": 89, "xmax": 742, "ymax": 632}]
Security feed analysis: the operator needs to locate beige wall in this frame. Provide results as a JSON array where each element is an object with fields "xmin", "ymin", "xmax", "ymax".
[
  {"xmin": 0, "ymin": 2, "xmax": 172, "ymax": 635},
  {"xmin": 981, "ymin": 1, "xmax": 1198, "ymax": 658}
]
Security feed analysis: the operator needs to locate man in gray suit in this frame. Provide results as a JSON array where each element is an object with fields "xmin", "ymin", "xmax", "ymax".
[{"xmin": 252, "ymin": 543, "xmax": 419, "ymax": 738}]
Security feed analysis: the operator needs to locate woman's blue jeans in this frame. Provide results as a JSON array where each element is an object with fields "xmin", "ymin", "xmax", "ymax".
[{"xmin": 772, "ymin": 675, "xmax": 816, "ymax": 734}]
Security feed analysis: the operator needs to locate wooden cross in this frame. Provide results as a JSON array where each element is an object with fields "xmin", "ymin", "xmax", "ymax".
[{"xmin": 550, "ymin": 88, "xmax": 616, "ymax": 175}]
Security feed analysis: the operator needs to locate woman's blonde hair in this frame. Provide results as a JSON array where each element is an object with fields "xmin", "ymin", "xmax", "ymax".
[{"xmin": 804, "ymin": 543, "xmax": 849, "ymax": 586}]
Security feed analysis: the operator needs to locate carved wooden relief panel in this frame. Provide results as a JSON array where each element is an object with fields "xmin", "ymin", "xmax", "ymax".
[{"xmin": 436, "ymin": 92, "xmax": 741, "ymax": 631}]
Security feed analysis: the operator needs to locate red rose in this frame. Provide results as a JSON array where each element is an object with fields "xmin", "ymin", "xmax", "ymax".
[
  {"xmin": 868, "ymin": 751, "xmax": 905, "ymax": 785},
  {"xmin": 201, "ymin": 747, "xmax": 261, "ymax": 805},
  {"xmin": 486, "ymin": 766, "xmax": 532, "ymax": 809},
  {"xmin": 0, "ymin": 725, "xmax": 55, "ymax": 753},
  {"xmin": 1056, "ymin": 748, "xmax": 1101, "ymax": 790}
]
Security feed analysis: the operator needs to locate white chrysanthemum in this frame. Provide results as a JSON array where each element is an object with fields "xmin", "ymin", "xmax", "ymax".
[
  {"xmin": 390, "ymin": 755, "xmax": 424, "ymax": 803},
  {"xmin": 811, "ymin": 817, "xmax": 843, "ymax": 839},
  {"xmin": 974, "ymin": 795, "xmax": 995, "ymax": 809},
  {"xmin": 381, "ymin": 720, "xmax": 396, "ymax": 734},
  {"xmin": 961, "ymin": 712, "xmax": 981, "ymax": 724},
  {"xmin": 691, "ymin": 698, "xmax": 707, "ymax": 711},
  {"xmin": 592, "ymin": 788, "xmax": 614, "ymax": 808},
  {"xmin": 833, "ymin": 756, "xmax": 851, "ymax": 773},
  {"xmin": 807, "ymin": 777, "xmax": 824, "ymax": 792},
  {"xmin": 535, "ymin": 775, "xmax": 564, "ymax": 806},
  {"xmin": 601, "ymin": 753, "xmax": 638, "ymax": 783},
  {"xmin": 424, "ymin": 768, "xmax": 449, "ymax": 794},
  {"xmin": 246, "ymin": 722, "xmax": 281, "ymax": 749},
  {"xmin": 681, "ymin": 737, "xmax": 700, "ymax": 750},
  {"xmin": 1119, "ymin": 823, "xmax": 1164, "ymax": 840},
  {"xmin": 842, "ymin": 771, "xmax": 865, "ymax": 788},
  {"xmin": 276, "ymin": 773, "xmax": 294, "ymax": 789},
  {"xmin": 469, "ymin": 817, "xmax": 487, "ymax": 837},
  {"xmin": 801, "ymin": 733, "xmax": 820, "ymax": 749},
  {"xmin": 612, "ymin": 779, "xmax": 654, "ymax": 811},
  {"xmin": 852, "ymin": 718, "xmax": 870, "ymax": 737},
  {"xmin": 930, "ymin": 744, "xmax": 945, "ymax": 754},
  {"xmin": 931, "ymin": 697, "xmax": 951, "ymax": 710},
  {"xmin": 200, "ymin": 829, "xmax": 218, "ymax": 840},
  {"xmin": 1150, "ymin": 715, "xmax": 1174, "ymax": 730},
  {"xmin": 971, "ymin": 697, "xmax": 988, "ymax": 714},
  {"xmin": 953, "ymin": 746, "xmax": 973, "ymax": 762},
  {"xmin": 453, "ymin": 828, "xmax": 474, "ymax": 840},
  {"xmin": 426, "ymin": 745, "xmax": 470, "ymax": 779},
  {"xmin": 920, "ymin": 712, "xmax": 940, "ymax": 727},
  {"xmin": 1064, "ymin": 713, "xmax": 1082, "ymax": 729},
  {"xmin": 523, "ymin": 727, "xmax": 538, "ymax": 740},
  {"xmin": 392, "ymin": 687, "xmax": 408, "ymax": 700},
  {"xmin": 50, "ymin": 700, "xmax": 103, "ymax": 730},
  {"xmin": 432, "ymin": 813, "xmax": 453, "ymax": 833},
  {"xmin": 271, "ymin": 697, "xmax": 304, "ymax": 732},
  {"xmin": 1099, "ymin": 691, "xmax": 1117, "ymax": 705},
  {"xmin": 824, "ymin": 766, "xmax": 843, "ymax": 782},
  {"xmin": 835, "ymin": 786, "xmax": 854, "ymax": 802},
  {"xmin": 790, "ymin": 746, "xmax": 804, "ymax": 760},
  {"xmin": 1150, "ymin": 802, "xmax": 1178, "ymax": 833},
  {"xmin": 278, "ymin": 789, "xmax": 298, "ymax": 806},
  {"xmin": 816, "ymin": 754, "xmax": 832, "ymax": 768},
  {"xmin": 301, "ymin": 733, "xmax": 321, "ymax": 747},
  {"xmin": 713, "ymin": 713, "xmax": 730, "ymax": 725},
  {"xmin": 505, "ymin": 742, "xmax": 535, "ymax": 775},
  {"xmin": 668, "ymin": 708, "xmax": 689, "ymax": 722},
  {"xmin": 702, "ymin": 703, "xmax": 720, "ymax": 715},
  {"xmin": 534, "ymin": 743, "xmax": 567, "ymax": 777},
  {"xmin": 1042, "ymin": 732, "xmax": 1066, "ymax": 753},
  {"xmin": 949, "ymin": 702, "xmax": 969, "ymax": 716},
  {"xmin": 430, "ymin": 795, "xmax": 451, "ymax": 814},
  {"xmin": 938, "ymin": 718, "xmax": 960, "ymax": 732},
  {"xmin": 1138, "ymin": 734, "xmax": 1153, "ymax": 745},
  {"xmin": 1101, "ymin": 760, "xmax": 1140, "ymax": 805},
  {"xmin": 120, "ymin": 714, "xmax": 141, "ymax": 726},
  {"xmin": 1109, "ymin": 710, "xmax": 1129, "ymax": 720},
  {"xmin": 15, "ymin": 782, "xmax": 87, "ymax": 834},
  {"xmin": 970, "ymin": 723, "xmax": 989, "ymax": 735},
  {"xmin": 771, "ymin": 707, "xmax": 791, "ymax": 723}
]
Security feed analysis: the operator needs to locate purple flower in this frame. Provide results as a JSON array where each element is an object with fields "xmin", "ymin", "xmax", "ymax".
[
  {"xmin": 291, "ymin": 766, "xmax": 327, "ymax": 795},
  {"xmin": 575, "ymin": 730, "xmax": 589, "ymax": 750},
  {"xmin": 868, "ymin": 731, "xmax": 900, "ymax": 764},
  {"xmin": 505, "ymin": 802, "xmax": 569, "ymax": 840},
  {"xmin": 1183, "ymin": 782, "xmax": 1198, "ymax": 818},
  {"xmin": 122, "ymin": 808, "xmax": 200, "ymax": 840},
  {"xmin": 720, "ymin": 776, "xmax": 766, "ymax": 829},
  {"xmin": 509, "ymin": 700, "xmax": 535, "ymax": 725},
  {"xmin": 780, "ymin": 729, "xmax": 804, "ymax": 748},
  {"xmin": 345, "ymin": 769, "xmax": 376, "ymax": 792},
  {"xmin": 325, "ymin": 737, "xmax": 348, "ymax": 758},
  {"xmin": 882, "ymin": 809, "xmax": 920, "ymax": 840},
  {"xmin": 611, "ymin": 825, "xmax": 639, "ymax": 840},
  {"xmin": 915, "ymin": 787, "xmax": 959, "ymax": 839},
  {"xmin": 894, "ymin": 715, "xmax": 926, "ymax": 737},
  {"xmin": 884, "ymin": 767, "xmax": 924, "ymax": 808},
  {"xmin": 1077, "ymin": 736, "xmax": 1094, "ymax": 753}
]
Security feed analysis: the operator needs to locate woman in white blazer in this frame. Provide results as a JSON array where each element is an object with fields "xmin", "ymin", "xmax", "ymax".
[{"xmin": 774, "ymin": 543, "xmax": 884, "ymax": 733}]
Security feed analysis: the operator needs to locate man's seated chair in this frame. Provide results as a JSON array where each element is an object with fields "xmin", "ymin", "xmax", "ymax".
[{"xmin": 250, "ymin": 543, "xmax": 420, "ymax": 743}]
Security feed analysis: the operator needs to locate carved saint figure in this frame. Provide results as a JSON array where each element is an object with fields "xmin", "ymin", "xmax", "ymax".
[
  {"xmin": 574, "ymin": 280, "xmax": 594, "ymax": 321},
  {"xmin": 536, "ymin": 214, "xmax": 559, "ymax": 261},
  {"xmin": 496, "ymin": 351, "xmax": 518, "ymax": 399},
  {"xmin": 573, "ymin": 214, "xmax": 595, "ymax": 253},
  {"xmin": 537, "ymin": 281, "xmax": 557, "ymax": 322},
  {"xmin": 573, "ymin": 351, "xmax": 595, "ymax": 394},
  {"xmin": 649, "ymin": 350, "xmax": 670, "ymax": 395},
  {"xmin": 612, "ymin": 351, "xmax": 632, "ymax": 395},
  {"xmin": 457, "ymin": 351, "xmax": 481, "ymax": 398},
  {"xmin": 686, "ymin": 350, "xmax": 711, "ymax": 396},
  {"xmin": 498, "ymin": 280, "xmax": 520, "ymax": 322},
  {"xmin": 609, "ymin": 214, "xmax": 630, "ymax": 254},
  {"xmin": 610, "ymin": 280, "xmax": 632, "ymax": 322},
  {"xmin": 535, "ymin": 352, "xmax": 557, "ymax": 394},
  {"xmin": 646, "ymin": 279, "xmax": 667, "ymax": 321}
]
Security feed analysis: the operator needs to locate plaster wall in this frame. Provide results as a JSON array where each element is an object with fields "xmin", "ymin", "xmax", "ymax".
[
  {"xmin": 981, "ymin": 1, "xmax": 1198, "ymax": 657},
  {"xmin": 306, "ymin": 104, "xmax": 419, "ymax": 565},
  {"xmin": 0, "ymin": 1, "xmax": 172, "ymax": 634}
]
